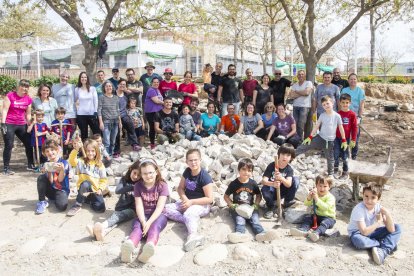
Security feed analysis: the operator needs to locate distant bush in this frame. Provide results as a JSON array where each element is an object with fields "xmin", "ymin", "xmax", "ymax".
[
  {"xmin": 31, "ymin": 76, "xmax": 59, "ymax": 87},
  {"xmin": 0, "ymin": 75, "xmax": 17, "ymax": 96},
  {"xmin": 359, "ymin": 75, "xmax": 378, "ymax": 83},
  {"xmin": 388, "ymin": 76, "xmax": 411, "ymax": 84}
]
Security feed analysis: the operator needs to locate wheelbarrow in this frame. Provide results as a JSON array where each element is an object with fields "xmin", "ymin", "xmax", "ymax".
[
  {"xmin": 164, "ymin": 89, "xmax": 184, "ymax": 112},
  {"xmin": 348, "ymin": 147, "xmax": 396, "ymax": 200}
]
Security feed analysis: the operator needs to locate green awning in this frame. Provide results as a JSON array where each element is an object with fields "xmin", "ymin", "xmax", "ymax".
[
  {"xmin": 42, "ymin": 55, "xmax": 71, "ymax": 63},
  {"xmin": 146, "ymin": 51, "xmax": 177, "ymax": 60},
  {"xmin": 107, "ymin": 45, "xmax": 137, "ymax": 56},
  {"xmin": 276, "ymin": 62, "xmax": 334, "ymax": 72},
  {"xmin": 317, "ymin": 64, "xmax": 334, "ymax": 72}
]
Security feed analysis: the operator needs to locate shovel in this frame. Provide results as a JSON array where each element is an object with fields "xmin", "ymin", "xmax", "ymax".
[{"xmin": 274, "ymin": 155, "xmax": 282, "ymax": 227}]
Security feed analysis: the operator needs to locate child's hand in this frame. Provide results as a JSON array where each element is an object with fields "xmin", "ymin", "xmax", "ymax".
[
  {"xmin": 273, "ymin": 181, "xmax": 281, "ymax": 188},
  {"xmin": 55, "ymin": 163, "xmax": 64, "ymax": 172},
  {"xmin": 230, "ymin": 203, "xmax": 238, "ymax": 209},
  {"xmin": 274, "ymin": 171, "xmax": 283, "ymax": 182},
  {"xmin": 349, "ymin": 140, "xmax": 356, "ymax": 149},
  {"xmin": 181, "ymin": 198, "xmax": 193, "ymax": 210},
  {"xmin": 64, "ymin": 139, "xmax": 70, "ymax": 145},
  {"xmin": 376, "ymin": 212, "xmax": 383, "ymax": 225},
  {"xmin": 106, "ymin": 156, "xmax": 111, "ymax": 161},
  {"xmin": 96, "ymin": 189, "xmax": 102, "ymax": 196},
  {"xmin": 142, "ymin": 220, "xmax": 153, "ymax": 237},
  {"xmin": 380, "ymin": 206, "xmax": 389, "ymax": 216}
]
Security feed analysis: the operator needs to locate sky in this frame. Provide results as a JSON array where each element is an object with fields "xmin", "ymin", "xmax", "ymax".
[{"xmin": 29, "ymin": 2, "xmax": 414, "ymax": 66}]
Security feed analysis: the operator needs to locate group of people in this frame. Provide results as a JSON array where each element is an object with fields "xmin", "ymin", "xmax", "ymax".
[{"xmin": 0, "ymin": 63, "xmax": 401, "ymax": 266}]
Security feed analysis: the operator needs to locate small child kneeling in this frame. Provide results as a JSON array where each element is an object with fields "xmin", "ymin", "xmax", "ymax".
[
  {"xmin": 290, "ymin": 174, "xmax": 336, "ymax": 242},
  {"xmin": 224, "ymin": 158, "xmax": 278, "ymax": 243},
  {"xmin": 348, "ymin": 183, "xmax": 401, "ymax": 265}
]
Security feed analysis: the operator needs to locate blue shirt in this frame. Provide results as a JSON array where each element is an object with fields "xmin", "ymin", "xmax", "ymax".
[
  {"xmin": 261, "ymin": 113, "xmax": 277, "ymax": 128},
  {"xmin": 201, "ymin": 113, "xmax": 220, "ymax": 134},
  {"xmin": 43, "ymin": 158, "xmax": 70, "ymax": 194},
  {"xmin": 341, "ymin": 86, "xmax": 365, "ymax": 115}
]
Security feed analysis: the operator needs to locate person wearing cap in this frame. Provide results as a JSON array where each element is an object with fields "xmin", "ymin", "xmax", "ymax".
[
  {"xmin": 125, "ymin": 68, "xmax": 143, "ymax": 108},
  {"xmin": 2, "ymin": 79, "xmax": 35, "ymax": 175},
  {"xmin": 159, "ymin": 68, "xmax": 178, "ymax": 97},
  {"xmin": 139, "ymin": 62, "xmax": 162, "ymax": 101},
  {"xmin": 269, "ymin": 69, "xmax": 291, "ymax": 106},
  {"xmin": 108, "ymin": 68, "xmax": 124, "ymax": 91}
]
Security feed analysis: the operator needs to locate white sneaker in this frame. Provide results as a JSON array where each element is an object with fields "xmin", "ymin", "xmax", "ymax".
[
  {"xmin": 227, "ymin": 232, "xmax": 251, "ymax": 244},
  {"xmin": 290, "ymin": 228, "xmax": 308, "ymax": 237},
  {"xmin": 184, "ymin": 234, "xmax": 205, "ymax": 252},
  {"xmin": 121, "ymin": 239, "xmax": 136, "ymax": 263},
  {"xmin": 308, "ymin": 230, "xmax": 320, "ymax": 242},
  {"xmin": 256, "ymin": 230, "xmax": 279, "ymax": 242},
  {"xmin": 138, "ymin": 242, "xmax": 155, "ymax": 263}
]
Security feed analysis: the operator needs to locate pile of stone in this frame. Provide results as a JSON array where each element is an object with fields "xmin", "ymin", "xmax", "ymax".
[{"xmin": 109, "ymin": 134, "xmax": 354, "ymax": 216}]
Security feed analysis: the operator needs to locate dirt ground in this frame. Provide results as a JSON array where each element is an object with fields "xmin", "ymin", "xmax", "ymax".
[{"xmin": 0, "ymin": 104, "xmax": 413, "ymax": 275}]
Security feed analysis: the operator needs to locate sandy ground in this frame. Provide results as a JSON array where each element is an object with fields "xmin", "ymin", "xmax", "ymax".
[{"xmin": 0, "ymin": 111, "xmax": 413, "ymax": 275}]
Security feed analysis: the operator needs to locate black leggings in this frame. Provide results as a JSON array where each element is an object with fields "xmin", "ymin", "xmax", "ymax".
[
  {"xmin": 145, "ymin": 112, "xmax": 157, "ymax": 144},
  {"xmin": 2, "ymin": 123, "xmax": 34, "ymax": 168},
  {"xmin": 76, "ymin": 115, "xmax": 100, "ymax": 141}
]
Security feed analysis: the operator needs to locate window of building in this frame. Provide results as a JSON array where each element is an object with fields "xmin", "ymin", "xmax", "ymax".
[
  {"xmin": 190, "ymin": 56, "xmax": 202, "ymax": 74},
  {"xmin": 114, "ymin": 55, "xmax": 127, "ymax": 68}
]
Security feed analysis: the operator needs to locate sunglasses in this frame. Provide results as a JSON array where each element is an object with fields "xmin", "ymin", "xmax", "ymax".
[
  {"xmin": 164, "ymin": 73, "xmax": 173, "ymax": 75},
  {"xmin": 275, "ymin": 73, "xmax": 281, "ymax": 75}
]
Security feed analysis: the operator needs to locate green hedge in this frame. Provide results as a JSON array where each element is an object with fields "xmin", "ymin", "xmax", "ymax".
[
  {"xmin": 30, "ymin": 76, "xmax": 60, "ymax": 87},
  {"xmin": 0, "ymin": 75, "xmax": 17, "ymax": 96},
  {"xmin": 388, "ymin": 76, "xmax": 412, "ymax": 84}
]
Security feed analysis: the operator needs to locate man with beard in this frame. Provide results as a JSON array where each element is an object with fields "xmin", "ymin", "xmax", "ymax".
[
  {"xmin": 269, "ymin": 69, "xmax": 291, "ymax": 106},
  {"xmin": 108, "ymin": 68, "xmax": 124, "ymax": 91},
  {"xmin": 125, "ymin": 68, "xmax": 143, "ymax": 108},
  {"xmin": 155, "ymin": 97, "xmax": 182, "ymax": 145},
  {"xmin": 331, "ymin": 68, "xmax": 349, "ymax": 91},
  {"xmin": 139, "ymin": 62, "xmax": 163, "ymax": 102},
  {"xmin": 159, "ymin": 68, "xmax": 178, "ymax": 97},
  {"xmin": 217, "ymin": 64, "xmax": 243, "ymax": 116},
  {"xmin": 189, "ymin": 98, "xmax": 201, "ymax": 133}
]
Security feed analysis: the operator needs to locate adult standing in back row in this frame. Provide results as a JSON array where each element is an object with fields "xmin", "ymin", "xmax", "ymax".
[
  {"xmin": 52, "ymin": 72, "xmax": 76, "ymax": 126},
  {"xmin": 269, "ymin": 69, "xmax": 291, "ymax": 106},
  {"xmin": 288, "ymin": 70, "xmax": 313, "ymax": 140},
  {"xmin": 139, "ymin": 62, "xmax": 162, "ymax": 106},
  {"xmin": 313, "ymin": 71, "xmax": 340, "ymax": 118},
  {"xmin": 217, "ymin": 64, "xmax": 243, "ymax": 116},
  {"xmin": 242, "ymin": 68, "xmax": 258, "ymax": 105}
]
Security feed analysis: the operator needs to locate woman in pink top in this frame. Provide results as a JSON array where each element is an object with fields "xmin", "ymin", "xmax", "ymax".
[
  {"xmin": 1, "ymin": 79, "xmax": 35, "ymax": 175},
  {"xmin": 178, "ymin": 71, "xmax": 198, "ymax": 107}
]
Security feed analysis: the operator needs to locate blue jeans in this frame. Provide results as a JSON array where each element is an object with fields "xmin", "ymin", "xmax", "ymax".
[
  {"xmin": 103, "ymin": 119, "xmax": 119, "ymax": 155},
  {"xmin": 230, "ymin": 209, "xmax": 264, "ymax": 234},
  {"xmin": 293, "ymin": 106, "xmax": 310, "ymax": 140},
  {"xmin": 352, "ymin": 126, "xmax": 360, "ymax": 159},
  {"xmin": 334, "ymin": 137, "xmax": 349, "ymax": 172},
  {"xmin": 350, "ymin": 224, "xmax": 401, "ymax": 255},
  {"xmin": 76, "ymin": 181, "xmax": 106, "ymax": 213},
  {"xmin": 299, "ymin": 214, "xmax": 336, "ymax": 235},
  {"xmin": 261, "ymin": 176, "xmax": 299, "ymax": 208}
]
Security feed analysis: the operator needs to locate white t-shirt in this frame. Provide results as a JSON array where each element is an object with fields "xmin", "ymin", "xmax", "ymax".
[
  {"xmin": 318, "ymin": 111, "xmax": 342, "ymax": 141},
  {"xmin": 292, "ymin": 80, "xmax": 313, "ymax": 108},
  {"xmin": 75, "ymin": 86, "xmax": 98, "ymax": 115},
  {"xmin": 347, "ymin": 202, "xmax": 381, "ymax": 235}
]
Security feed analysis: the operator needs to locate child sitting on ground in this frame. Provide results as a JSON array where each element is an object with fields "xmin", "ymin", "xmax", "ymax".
[
  {"xmin": 92, "ymin": 134, "xmax": 112, "ymax": 168},
  {"xmin": 224, "ymin": 158, "xmax": 278, "ymax": 243},
  {"xmin": 121, "ymin": 158, "xmax": 169, "ymax": 263},
  {"xmin": 67, "ymin": 138, "xmax": 107, "ymax": 216},
  {"xmin": 296, "ymin": 95, "xmax": 347, "ymax": 176},
  {"xmin": 27, "ymin": 109, "xmax": 49, "ymax": 166},
  {"xmin": 334, "ymin": 93, "xmax": 358, "ymax": 179},
  {"xmin": 35, "ymin": 140, "xmax": 70, "ymax": 214},
  {"xmin": 87, "ymin": 161, "xmax": 140, "ymax": 241},
  {"xmin": 261, "ymin": 143, "xmax": 299, "ymax": 219},
  {"xmin": 164, "ymin": 149, "xmax": 214, "ymax": 252},
  {"xmin": 348, "ymin": 183, "xmax": 401, "ymax": 265},
  {"xmin": 51, "ymin": 107, "xmax": 72, "ymax": 157},
  {"xmin": 290, "ymin": 174, "xmax": 336, "ymax": 242},
  {"xmin": 126, "ymin": 97, "xmax": 145, "ymax": 148},
  {"xmin": 179, "ymin": 105, "xmax": 201, "ymax": 141}
]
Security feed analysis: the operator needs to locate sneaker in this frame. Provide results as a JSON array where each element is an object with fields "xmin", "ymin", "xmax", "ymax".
[
  {"xmin": 351, "ymin": 155, "xmax": 357, "ymax": 160},
  {"xmin": 339, "ymin": 171, "xmax": 349, "ymax": 180},
  {"xmin": 27, "ymin": 164, "xmax": 36, "ymax": 171},
  {"xmin": 149, "ymin": 143, "xmax": 156, "ymax": 150},
  {"xmin": 112, "ymin": 153, "xmax": 120, "ymax": 159},
  {"xmin": 308, "ymin": 230, "xmax": 320, "ymax": 242},
  {"xmin": 333, "ymin": 167, "xmax": 339, "ymax": 174},
  {"xmin": 256, "ymin": 230, "xmax": 279, "ymax": 242},
  {"xmin": 67, "ymin": 203, "xmax": 82, "ymax": 217},
  {"xmin": 184, "ymin": 234, "xmax": 205, "ymax": 252},
  {"xmin": 3, "ymin": 167, "xmax": 15, "ymax": 175},
  {"xmin": 121, "ymin": 239, "xmax": 136, "ymax": 263},
  {"xmin": 283, "ymin": 200, "xmax": 296, "ymax": 209},
  {"xmin": 93, "ymin": 222, "xmax": 105, "ymax": 241},
  {"xmin": 132, "ymin": 144, "xmax": 141, "ymax": 151},
  {"xmin": 227, "ymin": 232, "xmax": 251, "ymax": 244},
  {"xmin": 35, "ymin": 200, "xmax": 49, "ymax": 214},
  {"xmin": 290, "ymin": 228, "xmax": 308, "ymax": 237},
  {"xmin": 138, "ymin": 242, "xmax": 155, "ymax": 263},
  {"xmin": 263, "ymin": 207, "xmax": 275, "ymax": 219},
  {"xmin": 372, "ymin": 247, "xmax": 386, "ymax": 265},
  {"xmin": 86, "ymin": 224, "xmax": 95, "ymax": 238}
]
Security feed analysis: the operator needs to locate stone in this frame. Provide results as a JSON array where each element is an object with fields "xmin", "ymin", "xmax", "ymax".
[
  {"xmin": 19, "ymin": 237, "xmax": 47, "ymax": 255},
  {"xmin": 194, "ymin": 244, "xmax": 228, "ymax": 266},
  {"xmin": 129, "ymin": 151, "xmax": 140, "ymax": 161},
  {"xmin": 299, "ymin": 244, "xmax": 326, "ymax": 260},
  {"xmin": 105, "ymin": 167, "xmax": 114, "ymax": 176},
  {"xmin": 219, "ymin": 153, "xmax": 236, "ymax": 166},
  {"xmin": 295, "ymin": 183, "xmax": 309, "ymax": 202},
  {"xmin": 231, "ymin": 145, "xmax": 252, "ymax": 159},
  {"xmin": 284, "ymin": 204, "xmax": 309, "ymax": 224},
  {"xmin": 232, "ymin": 244, "xmax": 260, "ymax": 261},
  {"xmin": 149, "ymin": 245, "xmax": 185, "ymax": 267},
  {"xmin": 113, "ymin": 162, "xmax": 132, "ymax": 176},
  {"xmin": 214, "ymin": 192, "xmax": 227, "ymax": 208},
  {"xmin": 235, "ymin": 204, "xmax": 254, "ymax": 219},
  {"xmin": 272, "ymin": 246, "xmax": 286, "ymax": 259},
  {"xmin": 209, "ymin": 160, "xmax": 223, "ymax": 174}
]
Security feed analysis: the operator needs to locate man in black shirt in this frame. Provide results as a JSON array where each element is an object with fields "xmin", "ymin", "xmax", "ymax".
[
  {"xmin": 155, "ymin": 97, "xmax": 182, "ymax": 145},
  {"xmin": 211, "ymin": 62, "xmax": 224, "ymax": 99},
  {"xmin": 217, "ymin": 64, "xmax": 243, "ymax": 116},
  {"xmin": 269, "ymin": 69, "xmax": 291, "ymax": 106},
  {"xmin": 331, "ymin": 68, "xmax": 349, "ymax": 91}
]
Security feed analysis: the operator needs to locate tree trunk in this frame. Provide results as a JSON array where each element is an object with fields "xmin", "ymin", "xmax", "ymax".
[
  {"xmin": 16, "ymin": 50, "xmax": 22, "ymax": 79},
  {"xmin": 304, "ymin": 56, "xmax": 317, "ymax": 138},
  {"xmin": 369, "ymin": 9, "xmax": 376, "ymax": 75},
  {"xmin": 82, "ymin": 43, "xmax": 99, "ymax": 84},
  {"xmin": 270, "ymin": 23, "xmax": 277, "ymax": 73},
  {"xmin": 233, "ymin": 26, "xmax": 239, "ymax": 68},
  {"xmin": 240, "ymin": 45, "xmax": 245, "ymax": 75},
  {"xmin": 261, "ymin": 54, "xmax": 267, "ymax": 74}
]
